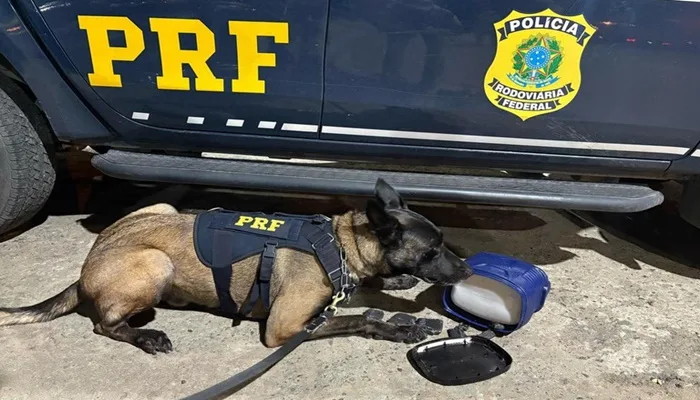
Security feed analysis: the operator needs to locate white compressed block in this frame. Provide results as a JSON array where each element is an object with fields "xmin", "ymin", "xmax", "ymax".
[{"xmin": 450, "ymin": 275, "xmax": 522, "ymax": 325}]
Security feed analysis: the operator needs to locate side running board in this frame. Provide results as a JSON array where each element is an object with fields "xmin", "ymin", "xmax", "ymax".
[{"xmin": 92, "ymin": 150, "xmax": 664, "ymax": 213}]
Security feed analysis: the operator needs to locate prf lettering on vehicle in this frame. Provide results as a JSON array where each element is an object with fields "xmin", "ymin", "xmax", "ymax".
[
  {"xmin": 483, "ymin": 9, "xmax": 597, "ymax": 120},
  {"xmin": 77, "ymin": 16, "xmax": 289, "ymax": 94}
]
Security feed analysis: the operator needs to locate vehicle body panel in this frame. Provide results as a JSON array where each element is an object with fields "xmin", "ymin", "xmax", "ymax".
[
  {"xmin": 323, "ymin": 0, "xmax": 700, "ymax": 160},
  {"xmin": 4, "ymin": 0, "xmax": 700, "ymax": 179},
  {"xmin": 21, "ymin": 0, "xmax": 327, "ymax": 138},
  {"xmin": 0, "ymin": 0, "xmax": 111, "ymax": 141}
]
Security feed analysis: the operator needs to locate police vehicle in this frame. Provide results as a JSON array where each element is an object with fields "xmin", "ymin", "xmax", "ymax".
[{"xmin": 2, "ymin": 0, "xmax": 700, "ymax": 235}]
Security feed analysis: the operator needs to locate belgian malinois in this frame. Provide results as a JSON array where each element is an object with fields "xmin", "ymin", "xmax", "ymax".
[{"xmin": 0, "ymin": 179, "xmax": 472, "ymax": 354}]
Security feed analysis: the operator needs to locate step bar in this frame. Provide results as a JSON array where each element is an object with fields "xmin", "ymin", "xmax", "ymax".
[{"xmin": 91, "ymin": 150, "xmax": 664, "ymax": 213}]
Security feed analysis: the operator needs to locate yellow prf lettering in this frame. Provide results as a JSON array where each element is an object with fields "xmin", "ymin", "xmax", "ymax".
[
  {"xmin": 149, "ymin": 18, "xmax": 224, "ymax": 92},
  {"xmin": 228, "ymin": 21, "xmax": 289, "ymax": 94},
  {"xmin": 251, "ymin": 217, "xmax": 269, "ymax": 230},
  {"xmin": 235, "ymin": 216, "xmax": 254, "ymax": 226},
  {"xmin": 267, "ymin": 219, "xmax": 285, "ymax": 232},
  {"xmin": 77, "ymin": 16, "xmax": 145, "ymax": 88}
]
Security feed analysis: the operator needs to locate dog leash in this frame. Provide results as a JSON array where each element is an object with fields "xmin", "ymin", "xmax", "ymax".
[{"xmin": 180, "ymin": 292, "xmax": 347, "ymax": 400}]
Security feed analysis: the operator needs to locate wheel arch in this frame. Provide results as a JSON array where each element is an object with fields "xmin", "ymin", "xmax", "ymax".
[
  {"xmin": 0, "ymin": 0, "xmax": 112, "ymax": 145},
  {"xmin": 0, "ymin": 52, "xmax": 57, "ymax": 162}
]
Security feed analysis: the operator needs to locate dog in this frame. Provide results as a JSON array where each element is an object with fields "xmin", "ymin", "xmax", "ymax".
[{"xmin": 0, "ymin": 178, "xmax": 472, "ymax": 354}]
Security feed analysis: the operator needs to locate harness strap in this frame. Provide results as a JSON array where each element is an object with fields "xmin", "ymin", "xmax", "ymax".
[
  {"xmin": 206, "ymin": 213, "xmax": 344, "ymax": 319},
  {"xmin": 259, "ymin": 241, "xmax": 276, "ymax": 310},
  {"xmin": 211, "ymin": 230, "xmax": 239, "ymax": 317},
  {"xmin": 272, "ymin": 213, "xmax": 329, "ymax": 225},
  {"xmin": 239, "ymin": 220, "xmax": 343, "ymax": 317},
  {"xmin": 239, "ymin": 241, "xmax": 277, "ymax": 316},
  {"xmin": 302, "ymin": 224, "xmax": 343, "ymax": 292}
]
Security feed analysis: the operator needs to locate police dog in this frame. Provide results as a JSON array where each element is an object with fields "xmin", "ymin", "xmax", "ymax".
[{"xmin": 0, "ymin": 179, "xmax": 471, "ymax": 354}]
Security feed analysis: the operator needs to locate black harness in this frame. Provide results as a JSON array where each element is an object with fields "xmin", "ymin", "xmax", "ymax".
[
  {"xmin": 193, "ymin": 208, "xmax": 349, "ymax": 318},
  {"xmin": 184, "ymin": 208, "xmax": 357, "ymax": 399}
]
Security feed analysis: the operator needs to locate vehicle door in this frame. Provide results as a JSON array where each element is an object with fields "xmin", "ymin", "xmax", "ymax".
[
  {"xmin": 321, "ymin": 0, "xmax": 700, "ymax": 161},
  {"xmin": 17, "ymin": 0, "xmax": 328, "ymax": 142}
]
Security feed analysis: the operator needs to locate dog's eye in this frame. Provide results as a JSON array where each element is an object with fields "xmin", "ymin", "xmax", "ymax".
[{"xmin": 420, "ymin": 249, "xmax": 438, "ymax": 262}]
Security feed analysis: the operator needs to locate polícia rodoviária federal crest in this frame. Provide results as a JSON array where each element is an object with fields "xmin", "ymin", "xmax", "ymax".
[{"xmin": 483, "ymin": 9, "xmax": 597, "ymax": 120}]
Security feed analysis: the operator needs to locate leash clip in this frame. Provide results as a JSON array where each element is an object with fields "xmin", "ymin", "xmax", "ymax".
[{"xmin": 324, "ymin": 291, "xmax": 346, "ymax": 314}]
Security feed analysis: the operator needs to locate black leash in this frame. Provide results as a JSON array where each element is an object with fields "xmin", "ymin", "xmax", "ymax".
[{"xmin": 180, "ymin": 294, "xmax": 345, "ymax": 400}]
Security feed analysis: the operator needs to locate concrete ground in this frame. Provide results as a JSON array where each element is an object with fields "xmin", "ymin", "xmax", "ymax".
[{"xmin": 1, "ymin": 156, "xmax": 700, "ymax": 399}]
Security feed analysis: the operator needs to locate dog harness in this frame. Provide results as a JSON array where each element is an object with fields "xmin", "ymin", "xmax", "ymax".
[{"xmin": 193, "ymin": 208, "xmax": 347, "ymax": 317}]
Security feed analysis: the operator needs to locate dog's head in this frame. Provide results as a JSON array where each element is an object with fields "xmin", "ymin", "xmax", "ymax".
[{"xmin": 366, "ymin": 178, "xmax": 473, "ymax": 285}]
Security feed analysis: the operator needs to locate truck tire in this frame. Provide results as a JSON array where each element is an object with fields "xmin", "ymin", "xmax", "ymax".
[{"xmin": 0, "ymin": 86, "xmax": 56, "ymax": 235}]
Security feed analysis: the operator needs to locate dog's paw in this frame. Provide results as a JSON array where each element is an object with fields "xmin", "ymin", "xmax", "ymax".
[
  {"xmin": 387, "ymin": 313, "xmax": 417, "ymax": 327},
  {"xmin": 135, "ymin": 329, "xmax": 173, "ymax": 354},
  {"xmin": 363, "ymin": 308, "xmax": 385, "ymax": 322},
  {"xmin": 394, "ymin": 324, "xmax": 428, "ymax": 344},
  {"xmin": 393, "ymin": 275, "xmax": 420, "ymax": 290},
  {"xmin": 416, "ymin": 318, "xmax": 443, "ymax": 335}
]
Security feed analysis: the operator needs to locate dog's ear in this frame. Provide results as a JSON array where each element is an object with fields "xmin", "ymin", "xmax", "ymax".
[
  {"xmin": 367, "ymin": 198, "xmax": 402, "ymax": 247},
  {"xmin": 374, "ymin": 178, "xmax": 407, "ymax": 210}
]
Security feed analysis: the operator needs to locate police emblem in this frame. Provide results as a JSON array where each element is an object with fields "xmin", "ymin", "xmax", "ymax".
[{"xmin": 483, "ymin": 9, "xmax": 597, "ymax": 120}]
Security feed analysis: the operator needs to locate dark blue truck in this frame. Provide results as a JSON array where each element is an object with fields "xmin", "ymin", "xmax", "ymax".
[{"xmin": 3, "ymin": 0, "xmax": 700, "ymax": 235}]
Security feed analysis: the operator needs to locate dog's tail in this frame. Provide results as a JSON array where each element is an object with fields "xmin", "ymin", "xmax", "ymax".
[{"xmin": 0, "ymin": 282, "xmax": 81, "ymax": 326}]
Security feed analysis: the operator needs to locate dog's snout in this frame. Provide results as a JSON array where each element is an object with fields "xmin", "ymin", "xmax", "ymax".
[
  {"xmin": 444, "ymin": 249, "xmax": 473, "ymax": 282},
  {"xmin": 462, "ymin": 265, "xmax": 474, "ymax": 280},
  {"xmin": 445, "ymin": 249, "xmax": 468, "ymax": 268},
  {"xmin": 459, "ymin": 258, "xmax": 474, "ymax": 278}
]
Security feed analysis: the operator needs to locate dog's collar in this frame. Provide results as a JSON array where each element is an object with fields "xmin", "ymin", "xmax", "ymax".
[
  {"xmin": 325, "ymin": 214, "xmax": 358, "ymax": 302},
  {"xmin": 305, "ymin": 216, "xmax": 357, "ymax": 303},
  {"xmin": 336, "ymin": 246, "xmax": 358, "ymax": 302}
]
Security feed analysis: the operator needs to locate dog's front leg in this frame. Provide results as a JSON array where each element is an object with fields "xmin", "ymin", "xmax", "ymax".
[
  {"xmin": 309, "ymin": 315, "xmax": 427, "ymax": 343},
  {"xmin": 362, "ymin": 274, "xmax": 419, "ymax": 290}
]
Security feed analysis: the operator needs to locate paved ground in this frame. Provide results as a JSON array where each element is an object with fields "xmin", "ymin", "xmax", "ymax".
[{"xmin": 1, "ymin": 156, "xmax": 700, "ymax": 399}]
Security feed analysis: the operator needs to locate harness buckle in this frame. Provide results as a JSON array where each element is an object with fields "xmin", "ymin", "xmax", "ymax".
[
  {"xmin": 326, "ymin": 267, "xmax": 342, "ymax": 283},
  {"xmin": 259, "ymin": 241, "xmax": 278, "ymax": 283},
  {"xmin": 262, "ymin": 241, "xmax": 278, "ymax": 259},
  {"xmin": 311, "ymin": 233, "xmax": 334, "ymax": 250}
]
